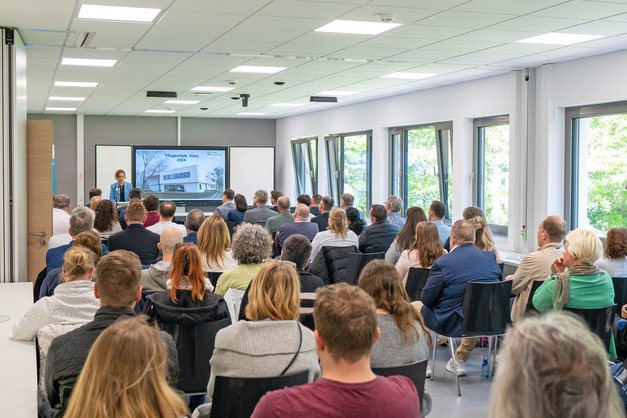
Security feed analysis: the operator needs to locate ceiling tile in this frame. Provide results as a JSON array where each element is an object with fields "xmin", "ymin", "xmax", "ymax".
[
  {"xmin": 417, "ymin": 10, "xmax": 518, "ymax": 29},
  {"xmin": 531, "ymin": 0, "xmax": 627, "ymax": 20},
  {"xmin": 489, "ymin": 15, "xmax": 589, "ymax": 32}
]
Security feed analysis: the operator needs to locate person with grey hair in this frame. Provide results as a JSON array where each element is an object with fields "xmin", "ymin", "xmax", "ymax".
[
  {"xmin": 277, "ymin": 204, "xmax": 319, "ymax": 250},
  {"xmin": 385, "ymin": 195, "xmax": 405, "ymax": 228},
  {"xmin": 243, "ymin": 189, "xmax": 276, "ymax": 224},
  {"xmin": 214, "ymin": 223, "xmax": 273, "ymax": 295},
  {"xmin": 183, "ymin": 209, "xmax": 205, "ymax": 245},
  {"xmin": 418, "ymin": 219, "xmax": 501, "ymax": 377},
  {"xmin": 52, "ymin": 194, "xmax": 71, "ymax": 236},
  {"xmin": 45, "ymin": 206, "xmax": 108, "ymax": 273},
  {"xmin": 265, "ymin": 196, "xmax": 294, "ymax": 235},
  {"xmin": 141, "ymin": 227, "xmax": 184, "ymax": 291}
]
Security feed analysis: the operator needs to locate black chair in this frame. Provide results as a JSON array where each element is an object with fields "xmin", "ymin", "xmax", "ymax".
[
  {"xmin": 405, "ymin": 268, "xmax": 430, "ymax": 302},
  {"xmin": 207, "ymin": 271, "xmax": 222, "ymax": 289},
  {"xmin": 317, "ymin": 245, "xmax": 357, "ymax": 284},
  {"xmin": 345, "ymin": 252, "xmax": 385, "ymax": 285},
  {"xmin": 563, "ymin": 305, "xmax": 615, "ymax": 351},
  {"xmin": 33, "ymin": 266, "xmax": 47, "ymax": 302},
  {"xmin": 431, "ymin": 280, "xmax": 512, "ymax": 396},
  {"xmin": 372, "ymin": 360, "xmax": 428, "ymax": 411},
  {"xmin": 524, "ymin": 279, "xmax": 545, "ymax": 315},
  {"xmin": 226, "ymin": 221, "xmax": 239, "ymax": 238},
  {"xmin": 210, "ymin": 371, "xmax": 309, "ymax": 418},
  {"xmin": 613, "ymin": 277, "xmax": 627, "ymax": 308}
]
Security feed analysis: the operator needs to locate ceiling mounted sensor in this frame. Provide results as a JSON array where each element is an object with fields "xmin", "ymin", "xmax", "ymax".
[
  {"xmin": 310, "ymin": 96, "xmax": 337, "ymax": 103},
  {"xmin": 146, "ymin": 91, "xmax": 177, "ymax": 98},
  {"xmin": 240, "ymin": 94, "xmax": 250, "ymax": 107}
]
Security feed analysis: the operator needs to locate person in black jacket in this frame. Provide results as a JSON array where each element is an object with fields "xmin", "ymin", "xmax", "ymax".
[
  {"xmin": 108, "ymin": 201, "xmax": 160, "ymax": 265},
  {"xmin": 44, "ymin": 250, "xmax": 178, "ymax": 418},
  {"xmin": 311, "ymin": 195, "xmax": 334, "ymax": 231},
  {"xmin": 358, "ymin": 204, "xmax": 400, "ymax": 254}
]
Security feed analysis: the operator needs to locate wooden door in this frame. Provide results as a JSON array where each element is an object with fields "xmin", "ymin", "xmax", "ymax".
[{"xmin": 27, "ymin": 120, "xmax": 53, "ymax": 282}]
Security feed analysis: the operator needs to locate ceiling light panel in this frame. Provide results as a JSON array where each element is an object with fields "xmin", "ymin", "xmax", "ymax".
[
  {"xmin": 54, "ymin": 81, "xmax": 98, "ymax": 87},
  {"xmin": 230, "ymin": 65, "xmax": 287, "ymax": 74},
  {"xmin": 238, "ymin": 112, "xmax": 267, "ymax": 116},
  {"xmin": 46, "ymin": 107, "xmax": 77, "ymax": 111},
  {"xmin": 61, "ymin": 58, "xmax": 117, "ymax": 67},
  {"xmin": 78, "ymin": 4, "xmax": 161, "ymax": 22},
  {"xmin": 381, "ymin": 72, "xmax": 438, "ymax": 80},
  {"xmin": 145, "ymin": 109, "xmax": 175, "ymax": 114},
  {"xmin": 314, "ymin": 20, "xmax": 402, "ymax": 35},
  {"xmin": 49, "ymin": 96, "xmax": 86, "ymax": 101},
  {"xmin": 517, "ymin": 32, "xmax": 604, "ymax": 45}
]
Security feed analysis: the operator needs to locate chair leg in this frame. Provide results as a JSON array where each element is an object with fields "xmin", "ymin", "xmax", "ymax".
[
  {"xmin": 431, "ymin": 332, "xmax": 437, "ymax": 381},
  {"xmin": 449, "ymin": 337, "xmax": 462, "ymax": 397},
  {"xmin": 486, "ymin": 336, "xmax": 493, "ymax": 378}
]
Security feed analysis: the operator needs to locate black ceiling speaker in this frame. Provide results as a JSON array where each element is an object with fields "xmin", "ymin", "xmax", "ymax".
[
  {"xmin": 310, "ymin": 96, "xmax": 337, "ymax": 103},
  {"xmin": 146, "ymin": 91, "xmax": 177, "ymax": 98}
]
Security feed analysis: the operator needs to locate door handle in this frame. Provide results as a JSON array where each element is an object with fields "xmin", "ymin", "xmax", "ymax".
[{"xmin": 29, "ymin": 231, "xmax": 47, "ymax": 237}]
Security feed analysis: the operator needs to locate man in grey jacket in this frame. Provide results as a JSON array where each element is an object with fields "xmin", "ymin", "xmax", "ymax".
[
  {"xmin": 214, "ymin": 189, "xmax": 236, "ymax": 220},
  {"xmin": 243, "ymin": 189, "xmax": 276, "ymax": 224},
  {"xmin": 140, "ymin": 227, "xmax": 183, "ymax": 291}
]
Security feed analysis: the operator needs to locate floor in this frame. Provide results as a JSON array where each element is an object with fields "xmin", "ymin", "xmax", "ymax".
[{"xmin": 425, "ymin": 340, "xmax": 494, "ymax": 418}]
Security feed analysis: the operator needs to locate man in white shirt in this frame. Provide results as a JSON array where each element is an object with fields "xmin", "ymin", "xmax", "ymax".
[
  {"xmin": 52, "ymin": 194, "xmax": 71, "ymax": 236},
  {"xmin": 146, "ymin": 200, "xmax": 187, "ymax": 237}
]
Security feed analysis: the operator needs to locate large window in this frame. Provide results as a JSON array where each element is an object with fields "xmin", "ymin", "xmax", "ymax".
[
  {"xmin": 389, "ymin": 123, "xmax": 453, "ymax": 217},
  {"xmin": 474, "ymin": 116, "xmax": 510, "ymax": 236},
  {"xmin": 291, "ymin": 137, "xmax": 317, "ymax": 196},
  {"xmin": 326, "ymin": 132, "xmax": 372, "ymax": 214},
  {"xmin": 566, "ymin": 103, "xmax": 627, "ymax": 232}
]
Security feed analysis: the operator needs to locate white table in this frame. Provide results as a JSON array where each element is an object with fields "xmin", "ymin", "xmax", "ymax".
[{"xmin": 0, "ymin": 283, "xmax": 37, "ymax": 417}]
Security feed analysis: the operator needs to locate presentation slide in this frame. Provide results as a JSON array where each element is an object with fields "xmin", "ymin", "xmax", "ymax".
[{"xmin": 133, "ymin": 146, "xmax": 227, "ymax": 202}]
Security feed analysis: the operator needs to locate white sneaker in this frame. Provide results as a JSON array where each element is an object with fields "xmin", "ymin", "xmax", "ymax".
[
  {"xmin": 425, "ymin": 364, "xmax": 432, "ymax": 378},
  {"xmin": 446, "ymin": 358, "xmax": 467, "ymax": 376}
]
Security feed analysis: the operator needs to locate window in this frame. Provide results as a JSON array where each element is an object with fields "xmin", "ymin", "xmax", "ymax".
[
  {"xmin": 326, "ymin": 132, "xmax": 372, "ymax": 214},
  {"xmin": 291, "ymin": 137, "xmax": 318, "ymax": 196},
  {"xmin": 566, "ymin": 103, "xmax": 627, "ymax": 232},
  {"xmin": 389, "ymin": 123, "xmax": 453, "ymax": 217},
  {"xmin": 163, "ymin": 172, "xmax": 191, "ymax": 180},
  {"xmin": 474, "ymin": 116, "xmax": 510, "ymax": 236}
]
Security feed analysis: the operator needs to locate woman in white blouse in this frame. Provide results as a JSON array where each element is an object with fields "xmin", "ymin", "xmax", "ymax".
[
  {"xmin": 395, "ymin": 222, "xmax": 446, "ymax": 285},
  {"xmin": 310, "ymin": 208, "xmax": 359, "ymax": 261}
]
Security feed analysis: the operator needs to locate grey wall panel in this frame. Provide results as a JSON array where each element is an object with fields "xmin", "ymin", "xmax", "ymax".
[
  {"xmin": 181, "ymin": 118, "xmax": 275, "ymax": 146},
  {"xmin": 27, "ymin": 114, "xmax": 77, "ymax": 205}
]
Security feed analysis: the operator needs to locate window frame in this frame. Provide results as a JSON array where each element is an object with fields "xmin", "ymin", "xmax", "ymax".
[{"xmin": 291, "ymin": 136, "xmax": 318, "ymax": 196}]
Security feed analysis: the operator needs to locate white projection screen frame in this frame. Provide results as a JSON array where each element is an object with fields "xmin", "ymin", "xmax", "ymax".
[
  {"xmin": 229, "ymin": 146, "xmax": 274, "ymax": 202},
  {"xmin": 95, "ymin": 145, "xmax": 132, "ymax": 199}
]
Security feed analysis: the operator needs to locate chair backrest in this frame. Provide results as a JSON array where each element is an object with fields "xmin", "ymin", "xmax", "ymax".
[
  {"xmin": 372, "ymin": 360, "xmax": 427, "ymax": 409},
  {"xmin": 462, "ymin": 280, "xmax": 512, "ymax": 336},
  {"xmin": 37, "ymin": 323, "xmax": 83, "ymax": 392},
  {"xmin": 226, "ymin": 221, "xmax": 239, "ymax": 238},
  {"xmin": 405, "ymin": 268, "xmax": 430, "ymax": 302},
  {"xmin": 224, "ymin": 288, "xmax": 245, "ymax": 324},
  {"xmin": 33, "ymin": 267, "xmax": 48, "ymax": 302},
  {"xmin": 563, "ymin": 305, "xmax": 615, "ymax": 350},
  {"xmin": 210, "ymin": 371, "xmax": 309, "ymax": 418},
  {"xmin": 345, "ymin": 252, "xmax": 385, "ymax": 285},
  {"xmin": 207, "ymin": 271, "xmax": 222, "ymax": 288},
  {"xmin": 613, "ymin": 277, "xmax": 627, "ymax": 308},
  {"xmin": 321, "ymin": 245, "xmax": 357, "ymax": 284},
  {"xmin": 524, "ymin": 279, "xmax": 545, "ymax": 314}
]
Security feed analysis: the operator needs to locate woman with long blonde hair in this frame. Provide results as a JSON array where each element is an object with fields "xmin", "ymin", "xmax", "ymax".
[
  {"xmin": 63, "ymin": 316, "xmax": 189, "ymax": 418},
  {"xmin": 197, "ymin": 215, "xmax": 237, "ymax": 272},
  {"xmin": 309, "ymin": 208, "xmax": 359, "ymax": 261},
  {"xmin": 395, "ymin": 222, "xmax": 446, "ymax": 285},
  {"xmin": 468, "ymin": 215, "xmax": 501, "ymax": 262}
]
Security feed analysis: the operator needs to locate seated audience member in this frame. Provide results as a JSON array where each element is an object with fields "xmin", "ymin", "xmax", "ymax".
[
  {"xmin": 227, "ymin": 193, "xmax": 248, "ymax": 224},
  {"xmin": 147, "ymin": 200, "xmax": 187, "ymax": 237},
  {"xmin": 86, "ymin": 188, "xmax": 101, "ymax": 207},
  {"xmin": 114, "ymin": 188, "xmax": 143, "ymax": 229},
  {"xmin": 143, "ymin": 194, "xmax": 160, "ymax": 227},
  {"xmin": 183, "ymin": 209, "xmax": 205, "ymax": 244},
  {"xmin": 215, "ymin": 223, "xmax": 272, "ymax": 295},
  {"xmin": 265, "ymin": 196, "xmax": 294, "ymax": 235},
  {"xmin": 40, "ymin": 231, "xmax": 102, "ymax": 299},
  {"xmin": 62, "ymin": 316, "xmax": 188, "ymax": 418},
  {"xmin": 310, "ymin": 208, "xmax": 359, "ymax": 261},
  {"xmin": 386, "ymin": 207, "xmax": 428, "ymax": 264},
  {"xmin": 45, "ymin": 250, "xmax": 177, "ymax": 418},
  {"xmin": 197, "ymin": 215, "xmax": 237, "ymax": 273},
  {"xmin": 270, "ymin": 190, "xmax": 284, "ymax": 212},
  {"xmin": 277, "ymin": 204, "xmax": 319, "ymax": 250},
  {"xmin": 90, "ymin": 195, "xmax": 102, "ymax": 211},
  {"xmin": 340, "ymin": 192, "xmax": 365, "ymax": 221},
  {"xmin": 396, "ymin": 222, "xmax": 446, "ymax": 285},
  {"xmin": 346, "ymin": 207, "xmax": 366, "ymax": 236},
  {"xmin": 359, "ymin": 260, "xmax": 431, "ymax": 367},
  {"xmin": 385, "ymin": 195, "xmax": 405, "ymax": 228},
  {"xmin": 46, "ymin": 206, "xmax": 107, "ymax": 271},
  {"xmin": 141, "ymin": 227, "xmax": 183, "ymax": 292},
  {"xmin": 52, "ymin": 194, "xmax": 71, "ymax": 236},
  {"xmin": 359, "ymin": 204, "xmax": 400, "ymax": 254},
  {"xmin": 428, "ymin": 200, "xmax": 450, "ymax": 245},
  {"xmin": 214, "ymin": 188, "xmax": 236, "ymax": 220},
  {"xmin": 93, "ymin": 199, "xmax": 122, "ymax": 239},
  {"xmin": 252, "ymin": 283, "xmax": 420, "ymax": 418},
  {"xmin": 243, "ymin": 189, "xmax": 276, "ymax": 224},
  {"xmin": 443, "ymin": 206, "xmax": 484, "ymax": 251},
  {"xmin": 311, "ymin": 196, "xmax": 333, "ymax": 232},
  {"xmin": 13, "ymin": 246, "xmax": 99, "ymax": 341},
  {"xmin": 49, "ymin": 203, "xmax": 86, "ymax": 250},
  {"xmin": 310, "ymin": 193, "xmax": 322, "ymax": 216},
  {"xmin": 508, "ymin": 216, "xmax": 566, "ymax": 322},
  {"xmin": 108, "ymin": 202, "xmax": 161, "ymax": 265},
  {"xmin": 296, "ymin": 194, "xmax": 314, "ymax": 219},
  {"xmin": 595, "ymin": 227, "xmax": 626, "ymax": 277},
  {"xmin": 206, "ymin": 261, "xmax": 320, "ymax": 407},
  {"xmin": 488, "ymin": 312, "xmax": 624, "ymax": 418},
  {"xmin": 420, "ymin": 220, "xmax": 501, "ymax": 376},
  {"xmin": 469, "ymin": 216, "xmax": 501, "ymax": 263}
]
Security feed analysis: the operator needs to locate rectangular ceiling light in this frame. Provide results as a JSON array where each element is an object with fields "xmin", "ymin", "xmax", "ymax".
[
  {"xmin": 164, "ymin": 100, "xmax": 200, "ymax": 105},
  {"xmin": 382, "ymin": 72, "xmax": 437, "ymax": 80},
  {"xmin": 316, "ymin": 90, "xmax": 359, "ymax": 96},
  {"xmin": 314, "ymin": 20, "xmax": 401, "ymax": 35},
  {"xmin": 517, "ymin": 32, "xmax": 604, "ymax": 45},
  {"xmin": 62, "ymin": 58, "xmax": 117, "ymax": 67},
  {"xmin": 238, "ymin": 112, "xmax": 267, "ymax": 116},
  {"xmin": 46, "ymin": 107, "xmax": 77, "ymax": 111},
  {"xmin": 230, "ymin": 66, "xmax": 286, "ymax": 74},
  {"xmin": 78, "ymin": 4, "xmax": 161, "ymax": 22},
  {"xmin": 271, "ymin": 103, "xmax": 306, "ymax": 107},
  {"xmin": 191, "ymin": 86, "xmax": 234, "ymax": 93},
  {"xmin": 145, "ymin": 109, "xmax": 175, "ymax": 114},
  {"xmin": 54, "ymin": 81, "xmax": 98, "ymax": 87},
  {"xmin": 49, "ymin": 96, "xmax": 86, "ymax": 101}
]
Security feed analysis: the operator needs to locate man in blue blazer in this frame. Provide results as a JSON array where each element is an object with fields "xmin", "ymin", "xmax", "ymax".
[
  {"xmin": 420, "ymin": 219, "xmax": 501, "ymax": 376},
  {"xmin": 109, "ymin": 169, "xmax": 132, "ymax": 202}
]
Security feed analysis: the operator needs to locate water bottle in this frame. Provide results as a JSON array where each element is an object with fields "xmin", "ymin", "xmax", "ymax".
[{"xmin": 481, "ymin": 350, "xmax": 489, "ymax": 380}]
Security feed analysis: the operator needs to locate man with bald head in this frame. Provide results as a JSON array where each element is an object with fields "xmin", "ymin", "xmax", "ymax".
[
  {"xmin": 265, "ymin": 196, "xmax": 294, "ymax": 235},
  {"xmin": 140, "ymin": 227, "xmax": 183, "ymax": 291},
  {"xmin": 419, "ymin": 219, "xmax": 501, "ymax": 377},
  {"xmin": 276, "ymin": 204, "xmax": 319, "ymax": 250}
]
